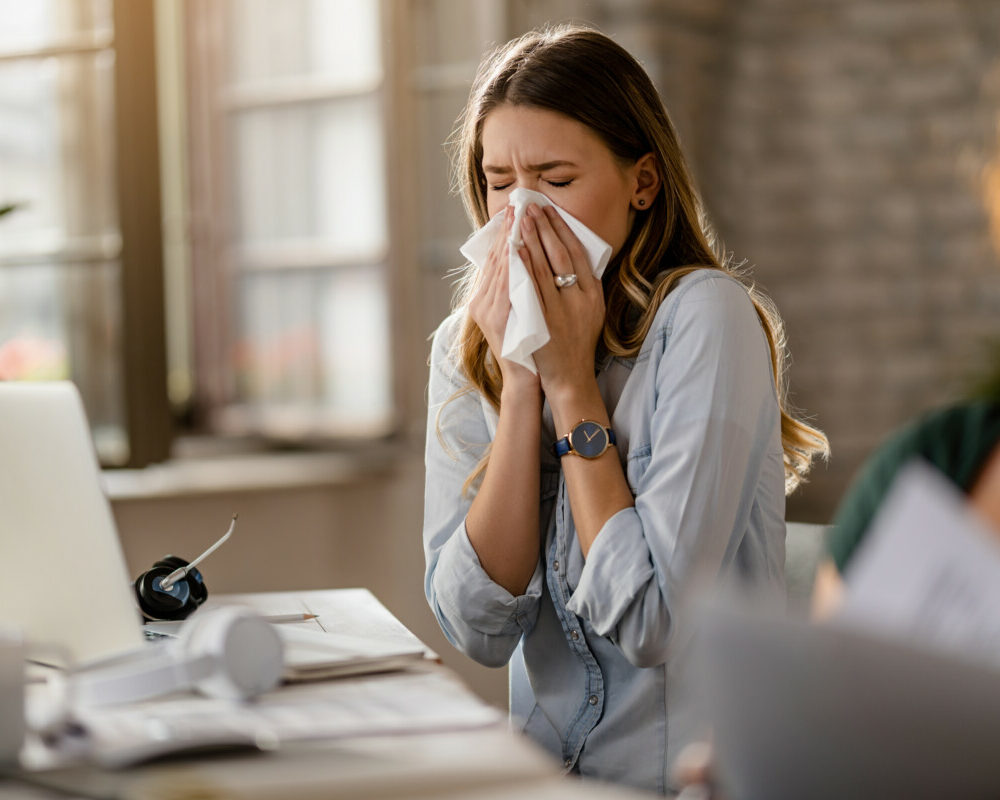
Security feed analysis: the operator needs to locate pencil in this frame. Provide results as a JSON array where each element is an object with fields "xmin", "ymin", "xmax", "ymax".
[{"xmin": 262, "ymin": 613, "xmax": 318, "ymax": 623}]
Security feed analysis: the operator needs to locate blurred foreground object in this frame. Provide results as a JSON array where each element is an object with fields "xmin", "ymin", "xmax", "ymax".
[{"xmin": 695, "ymin": 463, "xmax": 1000, "ymax": 799}]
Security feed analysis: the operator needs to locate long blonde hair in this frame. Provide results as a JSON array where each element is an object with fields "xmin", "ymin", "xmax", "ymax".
[{"xmin": 445, "ymin": 24, "xmax": 828, "ymax": 494}]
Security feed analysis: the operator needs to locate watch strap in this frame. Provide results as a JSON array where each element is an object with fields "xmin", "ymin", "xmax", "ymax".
[{"xmin": 553, "ymin": 435, "xmax": 572, "ymax": 458}]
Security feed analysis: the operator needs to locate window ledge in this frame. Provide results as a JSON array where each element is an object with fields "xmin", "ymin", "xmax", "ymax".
[{"xmin": 102, "ymin": 442, "xmax": 405, "ymax": 502}]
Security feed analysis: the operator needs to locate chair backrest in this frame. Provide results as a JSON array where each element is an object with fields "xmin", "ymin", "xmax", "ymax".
[{"xmin": 784, "ymin": 522, "xmax": 829, "ymax": 613}]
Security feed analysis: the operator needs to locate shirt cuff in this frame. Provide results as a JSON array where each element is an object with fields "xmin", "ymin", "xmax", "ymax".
[
  {"xmin": 434, "ymin": 520, "xmax": 543, "ymax": 637},
  {"xmin": 566, "ymin": 507, "xmax": 654, "ymax": 636}
]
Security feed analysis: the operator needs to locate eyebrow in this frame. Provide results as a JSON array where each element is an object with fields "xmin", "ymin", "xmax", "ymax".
[{"xmin": 482, "ymin": 160, "xmax": 578, "ymax": 175}]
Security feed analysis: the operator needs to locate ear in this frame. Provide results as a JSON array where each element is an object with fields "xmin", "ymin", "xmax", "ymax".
[{"xmin": 631, "ymin": 153, "xmax": 661, "ymax": 210}]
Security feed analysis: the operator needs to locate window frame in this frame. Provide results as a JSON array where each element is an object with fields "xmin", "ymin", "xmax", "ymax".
[
  {"xmin": 181, "ymin": 0, "xmax": 404, "ymax": 444},
  {"xmin": 0, "ymin": 0, "xmax": 170, "ymax": 468},
  {"xmin": 113, "ymin": 0, "xmax": 171, "ymax": 467}
]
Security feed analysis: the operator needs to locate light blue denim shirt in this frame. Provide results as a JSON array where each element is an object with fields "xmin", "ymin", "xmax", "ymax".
[{"xmin": 423, "ymin": 269, "xmax": 786, "ymax": 795}]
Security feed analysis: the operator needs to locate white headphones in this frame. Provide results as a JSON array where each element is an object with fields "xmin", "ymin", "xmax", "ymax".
[{"xmin": 72, "ymin": 607, "xmax": 284, "ymax": 708}]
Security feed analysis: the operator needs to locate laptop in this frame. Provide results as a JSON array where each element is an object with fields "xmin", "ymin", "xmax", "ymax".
[
  {"xmin": 694, "ymin": 600, "xmax": 1000, "ymax": 800},
  {"xmin": 0, "ymin": 381, "xmax": 144, "ymax": 666}
]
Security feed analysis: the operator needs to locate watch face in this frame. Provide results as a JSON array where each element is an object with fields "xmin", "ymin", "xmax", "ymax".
[{"xmin": 570, "ymin": 420, "xmax": 609, "ymax": 459}]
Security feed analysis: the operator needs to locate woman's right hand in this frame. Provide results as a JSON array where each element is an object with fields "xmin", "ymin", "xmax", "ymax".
[{"xmin": 468, "ymin": 206, "xmax": 540, "ymax": 392}]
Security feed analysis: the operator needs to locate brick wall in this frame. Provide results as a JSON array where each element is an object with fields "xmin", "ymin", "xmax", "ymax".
[
  {"xmin": 423, "ymin": 1, "xmax": 1000, "ymax": 522},
  {"xmin": 594, "ymin": 0, "xmax": 1000, "ymax": 520}
]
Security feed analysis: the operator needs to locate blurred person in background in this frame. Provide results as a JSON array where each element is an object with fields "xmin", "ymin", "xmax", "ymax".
[{"xmin": 812, "ymin": 382, "xmax": 1000, "ymax": 616}]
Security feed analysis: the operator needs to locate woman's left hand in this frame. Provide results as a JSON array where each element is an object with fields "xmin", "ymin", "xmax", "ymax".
[{"xmin": 516, "ymin": 203, "xmax": 606, "ymax": 402}]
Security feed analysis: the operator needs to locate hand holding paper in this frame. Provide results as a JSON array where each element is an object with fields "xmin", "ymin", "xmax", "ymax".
[{"xmin": 460, "ymin": 188, "xmax": 612, "ymax": 373}]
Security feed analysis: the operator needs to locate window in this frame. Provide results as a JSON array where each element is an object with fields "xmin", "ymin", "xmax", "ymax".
[
  {"xmin": 0, "ymin": 0, "xmax": 515, "ymax": 468},
  {"xmin": 183, "ymin": 0, "xmax": 392, "ymax": 440},
  {"xmin": 0, "ymin": 0, "xmax": 394, "ymax": 466},
  {"xmin": 0, "ymin": 0, "xmax": 167, "ymax": 466}
]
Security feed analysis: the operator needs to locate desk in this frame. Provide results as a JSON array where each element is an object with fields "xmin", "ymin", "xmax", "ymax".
[{"xmin": 6, "ymin": 589, "xmax": 656, "ymax": 800}]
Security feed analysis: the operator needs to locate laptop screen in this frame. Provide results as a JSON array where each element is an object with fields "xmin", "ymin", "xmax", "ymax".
[{"xmin": 0, "ymin": 382, "xmax": 144, "ymax": 665}]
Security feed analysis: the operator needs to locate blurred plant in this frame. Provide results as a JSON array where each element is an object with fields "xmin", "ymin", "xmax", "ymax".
[
  {"xmin": 0, "ymin": 202, "xmax": 23, "ymax": 218},
  {"xmin": 0, "ymin": 336, "xmax": 68, "ymax": 380}
]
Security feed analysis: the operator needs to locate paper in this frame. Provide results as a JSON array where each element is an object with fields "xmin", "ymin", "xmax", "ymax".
[
  {"xmin": 197, "ymin": 589, "xmax": 434, "ymax": 680},
  {"xmin": 835, "ymin": 459, "xmax": 1000, "ymax": 667},
  {"xmin": 277, "ymin": 627, "xmax": 425, "ymax": 680},
  {"xmin": 459, "ymin": 188, "xmax": 612, "ymax": 373},
  {"xmin": 53, "ymin": 670, "xmax": 502, "ymax": 770},
  {"xmin": 144, "ymin": 619, "xmax": 427, "ymax": 681},
  {"xmin": 22, "ymin": 590, "xmax": 452, "ymax": 771}
]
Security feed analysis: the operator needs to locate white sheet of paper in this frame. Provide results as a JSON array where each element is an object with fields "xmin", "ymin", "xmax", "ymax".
[
  {"xmin": 25, "ymin": 669, "xmax": 502, "ymax": 770},
  {"xmin": 835, "ymin": 459, "xmax": 1000, "ymax": 667}
]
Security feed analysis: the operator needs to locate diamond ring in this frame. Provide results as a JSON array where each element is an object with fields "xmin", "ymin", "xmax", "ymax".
[{"xmin": 554, "ymin": 273, "xmax": 578, "ymax": 289}]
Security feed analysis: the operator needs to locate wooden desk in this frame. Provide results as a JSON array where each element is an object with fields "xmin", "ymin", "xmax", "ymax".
[{"xmin": 6, "ymin": 590, "xmax": 656, "ymax": 800}]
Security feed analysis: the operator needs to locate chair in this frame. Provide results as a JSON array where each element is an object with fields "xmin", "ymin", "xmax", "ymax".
[{"xmin": 784, "ymin": 522, "xmax": 829, "ymax": 613}]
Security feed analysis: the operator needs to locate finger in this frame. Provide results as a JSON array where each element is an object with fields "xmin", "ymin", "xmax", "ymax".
[
  {"xmin": 478, "ymin": 207, "xmax": 512, "ymax": 295},
  {"xmin": 483, "ymin": 241, "xmax": 509, "ymax": 308},
  {"xmin": 516, "ymin": 241, "xmax": 550, "ymax": 315},
  {"xmin": 528, "ymin": 205, "xmax": 576, "ymax": 285},
  {"xmin": 487, "ymin": 206, "xmax": 514, "ymax": 265},
  {"xmin": 540, "ymin": 205, "xmax": 593, "ymax": 287},
  {"xmin": 518, "ymin": 209, "xmax": 562, "ymax": 308},
  {"xmin": 671, "ymin": 741, "xmax": 716, "ymax": 788},
  {"xmin": 519, "ymin": 205, "xmax": 553, "ymax": 286},
  {"xmin": 493, "ymin": 241, "xmax": 510, "ymax": 303}
]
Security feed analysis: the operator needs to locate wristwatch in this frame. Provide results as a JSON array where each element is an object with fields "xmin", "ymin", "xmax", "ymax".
[{"xmin": 553, "ymin": 419, "xmax": 617, "ymax": 459}]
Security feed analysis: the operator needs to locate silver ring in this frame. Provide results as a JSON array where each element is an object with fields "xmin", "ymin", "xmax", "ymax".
[{"xmin": 554, "ymin": 273, "xmax": 578, "ymax": 289}]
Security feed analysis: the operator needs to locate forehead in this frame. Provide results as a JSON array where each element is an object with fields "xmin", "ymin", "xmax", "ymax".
[{"xmin": 480, "ymin": 105, "xmax": 609, "ymax": 165}]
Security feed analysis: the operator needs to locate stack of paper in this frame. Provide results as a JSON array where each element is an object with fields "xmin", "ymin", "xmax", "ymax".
[{"xmin": 277, "ymin": 626, "xmax": 425, "ymax": 681}]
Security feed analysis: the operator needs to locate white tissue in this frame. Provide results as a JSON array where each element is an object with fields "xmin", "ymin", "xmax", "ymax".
[{"xmin": 459, "ymin": 188, "xmax": 612, "ymax": 373}]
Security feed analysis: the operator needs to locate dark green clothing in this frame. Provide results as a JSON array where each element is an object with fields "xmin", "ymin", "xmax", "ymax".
[{"xmin": 827, "ymin": 399, "xmax": 1000, "ymax": 572}]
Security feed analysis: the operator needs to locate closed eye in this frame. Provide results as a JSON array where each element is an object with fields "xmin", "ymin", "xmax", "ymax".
[
  {"xmin": 489, "ymin": 182, "xmax": 513, "ymax": 192},
  {"xmin": 546, "ymin": 179, "xmax": 573, "ymax": 188}
]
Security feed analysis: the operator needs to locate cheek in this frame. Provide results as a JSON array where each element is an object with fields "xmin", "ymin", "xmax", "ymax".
[
  {"xmin": 586, "ymin": 198, "xmax": 633, "ymax": 256},
  {"xmin": 486, "ymin": 195, "xmax": 507, "ymax": 220}
]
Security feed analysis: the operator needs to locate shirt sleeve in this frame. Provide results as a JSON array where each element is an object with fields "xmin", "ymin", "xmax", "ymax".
[
  {"xmin": 422, "ymin": 314, "xmax": 543, "ymax": 668},
  {"xmin": 566, "ymin": 273, "xmax": 784, "ymax": 668}
]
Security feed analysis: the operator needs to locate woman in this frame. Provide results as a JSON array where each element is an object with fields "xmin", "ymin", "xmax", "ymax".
[{"xmin": 422, "ymin": 25, "xmax": 828, "ymax": 794}]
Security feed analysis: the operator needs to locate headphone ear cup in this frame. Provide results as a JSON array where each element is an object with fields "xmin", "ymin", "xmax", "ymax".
[
  {"xmin": 154, "ymin": 555, "xmax": 189, "ymax": 572},
  {"xmin": 180, "ymin": 607, "xmax": 284, "ymax": 700},
  {"xmin": 184, "ymin": 566, "xmax": 209, "ymax": 608},
  {"xmin": 134, "ymin": 566, "xmax": 192, "ymax": 622},
  {"xmin": 147, "ymin": 556, "xmax": 207, "ymax": 617}
]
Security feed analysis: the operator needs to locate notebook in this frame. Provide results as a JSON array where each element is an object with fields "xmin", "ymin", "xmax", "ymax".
[{"xmin": 0, "ymin": 382, "xmax": 144, "ymax": 666}]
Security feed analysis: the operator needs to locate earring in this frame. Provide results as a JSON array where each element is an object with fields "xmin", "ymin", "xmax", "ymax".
[{"xmin": 637, "ymin": 198, "xmax": 646, "ymax": 207}]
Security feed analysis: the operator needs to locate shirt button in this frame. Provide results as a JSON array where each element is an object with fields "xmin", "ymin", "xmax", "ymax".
[
  {"xmin": 553, "ymin": 560, "xmax": 560, "ymax": 571},
  {"xmin": 570, "ymin": 630, "xmax": 579, "ymax": 641},
  {"xmin": 564, "ymin": 758, "xmax": 572, "ymax": 768},
  {"xmin": 589, "ymin": 695, "xmax": 599, "ymax": 706}
]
